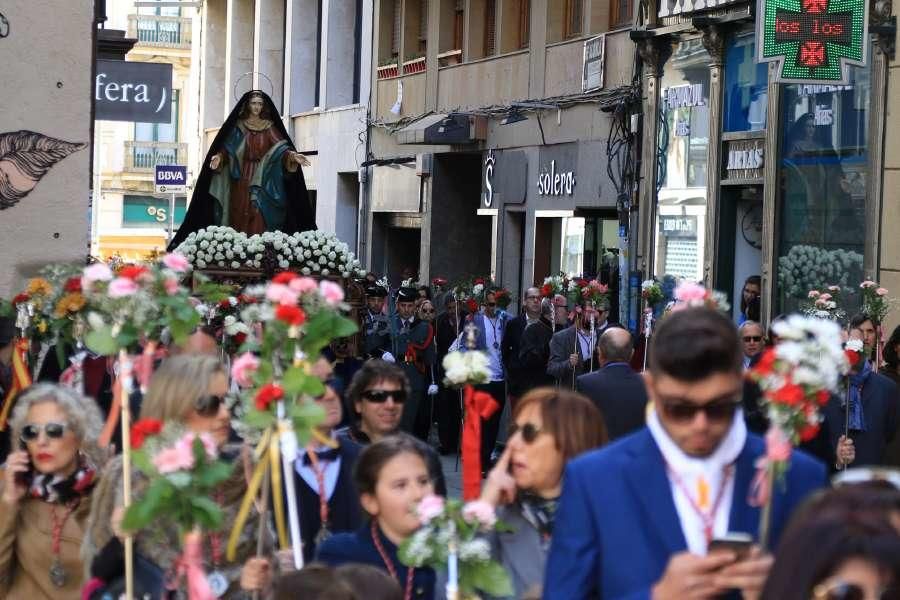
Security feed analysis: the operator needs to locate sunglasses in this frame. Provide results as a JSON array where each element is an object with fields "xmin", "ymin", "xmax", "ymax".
[
  {"xmin": 743, "ymin": 336, "xmax": 763, "ymax": 343},
  {"xmin": 421, "ymin": 309, "xmax": 435, "ymax": 314},
  {"xmin": 485, "ymin": 302, "xmax": 497, "ymax": 307},
  {"xmin": 362, "ymin": 389, "xmax": 407, "ymax": 404},
  {"xmin": 813, "ymin": 582, "xmax": 900, "ymax": 600},
  {"xmin": 194, "ymin": 394, "xmax": 227, "ymax": 417},
  {"xmin": 508, "ymin": 422, "xmax": 544, "ymax": 444},
  {"xmin": 21, "ymin": 422, "xmax": 68, "ymax": 442},
  {"xmin": 660, "ymin": 399, "xmax": 741, "ymax": 423}
]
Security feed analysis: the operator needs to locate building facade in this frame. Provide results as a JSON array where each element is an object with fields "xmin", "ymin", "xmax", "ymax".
[
  {"xmin": 197, "ymin": 0, "xmax": 372, "ymax": 252},
  {"xmin": 93, "ymin": 1, "xmax": 200, "ymax": 261},
  {"xmin": 633, "ymin": 0, "xmax": 896, "ymax": 325},
  {"xmin": 365, "ymin": 0, "xmax": 639, "ymax": 323}
]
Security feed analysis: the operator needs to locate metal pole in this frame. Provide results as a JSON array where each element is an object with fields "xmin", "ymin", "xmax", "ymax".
[
  {"xmin": 843, "ymin": 377, "xmax": 851, "ymax": 470},
  {"xmin": 168, "ymin": 191, "xmax": 176, "ymax": 242}
]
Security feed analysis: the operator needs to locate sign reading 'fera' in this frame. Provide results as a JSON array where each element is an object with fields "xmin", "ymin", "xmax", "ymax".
[{"xmin": 756, "ymin": 0, "xmax": 868, "ymax": 85}]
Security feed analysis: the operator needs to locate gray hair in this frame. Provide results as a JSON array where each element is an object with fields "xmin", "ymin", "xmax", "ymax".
[
  {"xmin": 9, "ymin": 383, "xmax": 105, "ymax": 463},
  {"xmin": 540, "ymin": 297, "xmax": 554, "ymax": 318},
  {"xmin": 739, "ymin": 320, "xmax": 764, "ymax": 335}
]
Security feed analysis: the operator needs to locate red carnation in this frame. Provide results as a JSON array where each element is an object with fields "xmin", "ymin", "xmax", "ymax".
[
  {"xmin": 119, "ymin": 265, "xmax": 149, "ymax": 281},
  {"xmin": 12, "ymin": 292, "xmax": 30, "ymax": 306},
  {"xmin": 275, "ymin": 304, "xmax": 306, "ymax": 326},
  {"xmin": 772, "ymin": 382, "xmax": 805, "ymax": 406},
  {"xmin": 64, "ymin": 277, "xmax": 82, "ymax": 293},
  {"xmin": 466, "ymin": 298, "xmax": 478, "ymax": 313},
  {"xmin": 815, "ymin": 389, "xmax": 830, "ymax": 406},
  {"xmin": 844, "ymin": 349, "xmax": 861, "ymax": 368},
  {"xmin": 272, "ymin": 271, "xmax": 298, "ymax": 284},
  {"xmin": 255, "ymin": 383, "xmax": 285, "ymax": 411},
  {"xmin": 474, "ymin": 278, "xmax": 485, "ymax": 285},
  {"xmin": 799, "ymin": 423, "xmax": 820, "ymax": 442},
  {"xmin": 234, "ymin": 332, "xmax": 248, "ymax": 346},
  {"xmin": 219, "ymin": 298, "xmax": 232, "ymax": 309},
  {"xmin": 541, "ymin": 284, "xmax": 552, "ymax": 297},
  {"xmin": 754, "ymin": 349, "xmax": 777, "ymax": 376},
  {"xmin": 130, "ymin": 418, "xmax": 163, "ymax": 449}
]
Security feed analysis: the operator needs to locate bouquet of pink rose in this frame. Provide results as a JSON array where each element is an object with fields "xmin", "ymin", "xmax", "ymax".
[
  {"xmin": 859, "ymin": 280, "xmax": 892, "ymax": 324},
  {"xmin": 400, "ymin": 496, "xmax": 513, "ymax": 599},
  {"xmin": 666, "ymin": 281, "xmax": 731, "ymax": 314},
  {"xmin": 801, "ymin": 286, "xmax": 846, "ymax": 321}
]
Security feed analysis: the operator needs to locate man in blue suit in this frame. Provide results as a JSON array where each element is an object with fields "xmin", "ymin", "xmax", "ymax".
[{"xmin": 544, "ymin": 307, "xmax": 826, "ymax": 600}]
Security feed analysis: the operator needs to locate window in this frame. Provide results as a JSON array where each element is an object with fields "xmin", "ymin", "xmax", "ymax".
[
  {"xmin": 454, "ymin": 0, "xmax": 465, "ymax": 51},
  {"xmin": 518, "ymin": 0, "xmax": 530, "ymax": 49},
  {"xmin": 419, "ymin": 0, "xmax": 428, "ymax": 53},
  {"xmin": 391, "ymin": 0, "xmax": 401, "ymax": 57},
  {"xmin": 723, "ymin": 32, "xmax": 769, "ymax": 132},
  {"xmin": 134, "ymin": 90, "xmax": 179, "ymax": 143},
  {"xmin": 774, "ymin": 54, "xmax": 871, "ymax": 315},
  {"xmin": 484, "ymin": 0, "xmax": 497, "ymax": 56},
  {"xmin": 610, "ymin": 0, "xmax": 633, "ymax": 28},
  {"xmin": 122, "ymin": 195, "xmax": 186, "ymax": 229},
  {"xmin": 565, "ymin": 0, "xmax": 583, "ymax": 38},
  {"xmin": 137, "ymin": 5, "xmax": 181, "ymax": 44}
]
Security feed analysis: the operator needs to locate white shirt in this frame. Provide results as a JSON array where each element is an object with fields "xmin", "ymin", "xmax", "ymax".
[
  {"xmin": 483, "ymin": 315, "xmax": 505, "ymax": 382},
  {"xmin": 295, "ymin": 447, "xmax": 342, "ymax": 501},
  {"xmin": 647, "ymin": 408, "xmax": 747, "ymax": 555}
]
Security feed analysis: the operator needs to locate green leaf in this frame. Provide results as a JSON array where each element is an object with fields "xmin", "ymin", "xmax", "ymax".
[
  {"xmin": 166, "ymin": 471, "xmax": 192, "ymax": 488},
  {"xmin": 244, "ymin": 408, "xmax": 276, "ymax": 430},
  {"xmin": 85, "ymin": 327, "xmax": 119, "ymax": 355},
  {"xmin": 254, "ymin": 361, "xmax": 274, "ymax": 386},
  {"xmin": 190, "ymin": 496, "xmax": 225, "ymax": 530},
  {"xmin": 463, "ymin": 560, "xmax": 514, "ymax": 597},
  {"xmin": 121, "ymin": 479, "xmax": 171, "ymax": 531},
  {"xmin": 195, "ymin": 461, "xmax": 234, "ymax": 488},
  {"xmin": 288, "ymin": 400, "xmax": 326, "ymax": 445},
  {"xmin": 130, "ymin": 449, "xmax": 155, "ymax": 475}
]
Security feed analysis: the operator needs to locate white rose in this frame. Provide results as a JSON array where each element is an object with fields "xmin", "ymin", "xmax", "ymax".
[
  {"xmin": 231, "ymin": 261, "xmax": 241, "ymax": 268},
  {"xmin": 301, "ymin": 267, "xmax": 311, "ymax": 275}
]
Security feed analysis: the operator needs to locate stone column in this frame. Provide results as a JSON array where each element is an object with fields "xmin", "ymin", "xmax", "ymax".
[
  {"xmin": 254, "ymin": 0, "xmax": 285, "ymax": 112},
  {"xmin": 224, "ymin": 0, "xmax": 254, "ymax": 119},
  {"xmin": 699, "ymin": 24, "xmax": 725, "ymax": 288}
]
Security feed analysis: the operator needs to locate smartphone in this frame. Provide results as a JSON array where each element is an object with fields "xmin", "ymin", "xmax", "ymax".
[
  {"xmin": 708, "ymin": 532, "xmax": 754, "ymax": 561},
  {"xmin": 14, "ymin": 441, "xmax": 33, "ymax": 487}
]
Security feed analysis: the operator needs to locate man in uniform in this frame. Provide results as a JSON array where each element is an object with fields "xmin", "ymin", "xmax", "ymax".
[
  {"xmin": 388, "ymin": 286, "xmax": 436, "ymax": 441},
  {"xmin": 362, "ymin": 282, "xmax": 391, "ymax": 359}
]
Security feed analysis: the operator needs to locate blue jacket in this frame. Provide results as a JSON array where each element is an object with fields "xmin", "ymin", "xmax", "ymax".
[{"xmin": 542, "ymin": 428, "xmax": 826, "ymax": 600}]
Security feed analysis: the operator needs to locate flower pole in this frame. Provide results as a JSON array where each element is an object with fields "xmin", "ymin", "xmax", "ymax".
[
  {"xmin": 860, "ymin": 282, "xmax": 892, "ymax": 370},
  {"xmin": 118, "ymin": 345, "xmax": 136, "ymax": 600}
]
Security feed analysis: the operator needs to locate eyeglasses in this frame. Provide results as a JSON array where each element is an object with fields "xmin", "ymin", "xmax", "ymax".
[
  {"xmin": 362, "ymin": 389, "xmax": 407, "ymax": 404},
  {"xmin": 525, "ymin": 296, "xmax": 541, "ymax": 301},
  {"xmin": 813, "ymin": 582, "xmax": 900, "ymax": 600},
  {"xmin": 743, "ymin": 336, "xmax": 763, "ymax": 343},
  {"xmin": 21, "ymin": 422, "xmax": 68, "ymax": 442},
  {"xmin": 485, "ymin": 302, "xmax": 497, "ymax": 307},
  {"xmin": 508, "ymin": 422, "xmax": 544, "ymax": 444},
  {"xmin": 194, "ymin": 394, "xmax": 227, "ymax": 417},
  {"xmin": 659, "ymin": 398, "xmax": 741, "ymax": 423}
]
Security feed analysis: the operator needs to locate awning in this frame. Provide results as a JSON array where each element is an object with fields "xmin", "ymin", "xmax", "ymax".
[{"xmin": 395, "ymin": 113, "xmax": 484, "ymax": 145}]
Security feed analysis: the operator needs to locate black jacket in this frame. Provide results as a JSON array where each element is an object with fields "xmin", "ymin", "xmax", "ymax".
[
  {"xmin": 576, "ymin": 363, "xmax": 648, "ymax": 441},
  {"xmin": 517, "ymin": 317, "xmax": 556, "ymax": 393},
  {"xmin": 502, "ymin": 314, "xmax": 531, "ymax": 396}
]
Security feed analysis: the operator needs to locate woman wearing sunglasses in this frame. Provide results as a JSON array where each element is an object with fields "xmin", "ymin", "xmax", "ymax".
[
  {"xmin": 480, "ymin": 388, "xmax": 607, "ymax": 599},
  {"xmin": 83, "ymin": 355, "xmax": 273, "ymax": 599},
  {"xmin": 0, "ymin": 383, "xmax": 104, "ymax": 599},
  {"xmin": 417, "ymin": 300, "xmax": 436, "ymax": 323}
]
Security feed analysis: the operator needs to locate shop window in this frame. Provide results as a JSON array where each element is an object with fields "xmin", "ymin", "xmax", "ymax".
[
  {"xmin": 122, "ymin": 195, "xmax": 186, "ymax": 229},
  {"xmin": 774, "ymin": 57, "xmax": 871, "ymax": 315},
  {"xmin": 724, "ymin": 32, "xmax": 769, "ymax": 132},
  {"xmin": 654, "ymin": 38, "xmax": 711, "ymax": 284}
]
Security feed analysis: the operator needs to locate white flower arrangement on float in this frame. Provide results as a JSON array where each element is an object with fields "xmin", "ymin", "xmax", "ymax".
[
  {"xmin": 176, "ymin": 226, "xmax": 367, "ymax": 279},
  {"xmin": 443, "ymin": 350, "xmax": 491, "ymax": 387},
  {"xmin": 777, "ymin": 245, "xmax": 863, "ymax": 299}
]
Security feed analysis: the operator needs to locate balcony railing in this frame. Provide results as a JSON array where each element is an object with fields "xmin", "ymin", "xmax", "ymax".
[
  {"xmin": 127, "ymin": 14, "xmax": 192, "ymax": 48},
  {"xmin": 124, "ymin": 141, "xmax": 188, "ymax": 172}
]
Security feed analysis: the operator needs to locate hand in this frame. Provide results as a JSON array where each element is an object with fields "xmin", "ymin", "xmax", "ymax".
[
  {"xmin": 837, "ymin": 435, "xmax": 855, "ymax": 466},
  {"xmin": 209, "ymin": 154, "xmax": 221, "ymax": 170},
  {"xmin": 481, "ymin": 445, "xmax": 517, "ymax": 507},
  {"xmin": 381, "ymin": 351, "xmax": 396, "ymax": 363},
  {"xmin": 568, "ymin": 353, "xmax": 580, "ymax": 368},
  {"xmin": 288, "ymin": 151, "xmax": 310, "ymax": 167},
  {"xmin": 428, "ymin": 384, "xmax": 439, "ymax": 396},
  {"xmin": 240, "ymin": 557, "xmax": 272, "ymax": 592},
  {"xmin": 652, "ymin": 551, "xmax": 736, "ymax": 600},
  {"xmin": 2, "ymin": 450, "xmax": 30, "ymax": 506},
  {"xmin": 712, "ymin": 546, "xmax": 773, "ymax": 600}
]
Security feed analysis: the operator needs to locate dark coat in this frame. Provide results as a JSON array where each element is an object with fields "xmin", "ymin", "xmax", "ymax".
[
  {"xmin": 517, "ymin": 318, "xmax": 556, "ymax": 393},
  {"xmin": 822, "ymin": 371, "xmax": 899, "ymax": 467},
  {"xmin": 576, "ymin": 363, "xmax": 647, "ymax": 441},
  {"xmin": 502, "ymin": 315, "xmax": 530, "ymax": 395}
]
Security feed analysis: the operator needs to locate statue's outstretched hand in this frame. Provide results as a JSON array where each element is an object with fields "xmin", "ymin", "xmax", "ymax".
[
  {"xmin": 291, "ymin": 151, "xmax": 310, "ymax": 167},
  {"xmin": 210, "ymin": 154, "xmax": 222, "ymax": 170}
]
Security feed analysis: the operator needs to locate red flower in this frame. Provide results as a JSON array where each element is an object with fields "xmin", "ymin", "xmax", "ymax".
[
  {"xmin": 219, "ymin": 298, "xmax": 232, "ymax": 309},
  {"xmin": 753, "ymin": 349, "xmax": 777, "ymax": 377},
  {"xmin": 465, "ymin": 298, "xmax": 478, "ymax": 313},
  {"xmin": 12, "ymin": 292, "xmax": 30, "ymax": 306},
  {"xmin": 772, "ymin": 382, "xmax": 805, "ymax": 406},
  {"xmin": 474, "ymin": 278, "xmax": 485, "ymax": 285},
  {"xmin": 255, "ymin": 383, "xmax": 284, "ymax": 411},
  {"xmin": 275, "ymin": 304, "xmax": 306, "ymax": 326},
  {"xmin": 815, "ymin": 389, "xmax": 831, "ymax": 406},
  {"xmin": 845, "ymin": 349, "xmax": 861, "ymax": 368},
  {"xmin": 130, "ymin": 418, "xmax": 163, "ymax": 449},
  {"xmin": 272, "ymin": 271, "xmax": 298, "ymax": 284},
  {"xmin": 541, "ymin": 284, "xmax": 552, "ymax": 298},
  {"xmin": 118, "ymin": 265, "xmax": 150, "ymax": 281},
  {"xmin": 799, "ymin": 423, "xmax": 820, "ymax": 442},
  {"xmin": 234, "ymin": 332, "xmax": 247, "ymax": 346},
  {"xmin": 64, "ymin": 277, "xmax": 82, "ymax": 293}
]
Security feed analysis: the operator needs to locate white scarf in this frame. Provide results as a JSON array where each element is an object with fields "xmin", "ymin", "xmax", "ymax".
[{"xmin": 647, "ymin": 407, "xmax": 747, "ymax": 555}]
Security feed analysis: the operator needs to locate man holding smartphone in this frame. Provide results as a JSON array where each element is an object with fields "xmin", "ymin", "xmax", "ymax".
[{"xmin": 544, "ymin": 307, "xmax": 826, "ymax": 599}]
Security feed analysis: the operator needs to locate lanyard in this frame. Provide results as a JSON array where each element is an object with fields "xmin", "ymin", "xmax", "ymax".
[
  {"xmin": 306, "ymin": 449, "xmax": 331, "ymax": 541},
  {"xmin": 664, "ymin": 462, "xmax": 734, "ymax": 543},
  {"xmin": 371, "ymin": 521, "xmax": 414, "ymax": 600}
]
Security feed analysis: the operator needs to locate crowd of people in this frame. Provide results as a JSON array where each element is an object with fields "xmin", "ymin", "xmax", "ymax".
[{"xmin": 0, "ymin": 271, "xmax": 899, "ymax": 600}]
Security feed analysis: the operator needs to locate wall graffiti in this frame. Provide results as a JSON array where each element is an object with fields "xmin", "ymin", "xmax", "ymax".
[{"xmin": 0, "ymin": 130, "xmax": 86, "ymax": 209}]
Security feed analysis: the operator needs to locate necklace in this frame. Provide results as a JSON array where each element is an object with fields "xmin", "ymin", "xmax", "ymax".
[
  {"xmin": 664, "ymin": 462, "xmax": 734, "ymax": 543},
  {"xmin": 371, "ymin": 521, "xmax": 415, "ymax": 600},
  {"xmin": 307, "ymin": 449, "xmax": 332, "ymax": 544},
  {"xmin": 49, "ymin": 501, "xmax": 79, "ymax": 587},
  {"xmin": 486, "ymin": 316, "xmax": 501, "ymax": 350},
  {"xmin": 206, "ymin": 491, "xmax": 228, "ymax": 597}
]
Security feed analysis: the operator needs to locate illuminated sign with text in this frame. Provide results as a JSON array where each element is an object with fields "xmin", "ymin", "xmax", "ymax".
[{"xmin": 756, "ymin": 0, "xmax": 868, "ymax": 84}]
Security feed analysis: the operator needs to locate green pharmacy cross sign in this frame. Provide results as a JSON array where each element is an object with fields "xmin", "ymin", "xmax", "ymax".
[{"xmin": 757, "ymin": 0, "xmax": 868, "ymax": 84}]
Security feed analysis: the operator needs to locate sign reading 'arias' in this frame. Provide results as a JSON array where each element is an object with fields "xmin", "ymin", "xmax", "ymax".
[{"xmin": 756, "ymin": 0, "xmax": 868, "ymax": 85}]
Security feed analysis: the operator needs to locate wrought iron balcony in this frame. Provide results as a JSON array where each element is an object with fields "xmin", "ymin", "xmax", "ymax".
[
  {"xmin": 124, "ymin": 141, "xmax": 187, "ymax": 172},
  {"xmin": 127, "ymin": 14, "xmax": 192, "ymax": 48}
]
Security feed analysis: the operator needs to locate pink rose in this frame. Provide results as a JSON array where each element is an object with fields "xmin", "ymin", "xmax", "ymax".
[
  {"xmin": 807, "ymin": 290, "xmax": 820, "ymax": 298},
  {"xmin": 82, "ymin": 263, "xmax": 113, "ymax": 291},
  {"xmin": 416, "ymin": 494, "xmax": 445, "ymax": 524},
  {"xmin": 190, "ymin": 432, "xmax": 219, "ymax": 460},
  {"xmin": 877, "ymin": 287, "xmax": 889, "ymax": 296},
  {"xmin": 462, "ymin": 499, "xmax": 497, "ymax": 528},
  {"xmin": 153, "ymin": 440, "xmax": 196, "ymax": 474},
  {"xmin": 674, "ymin": 282, "xmax": 708, "ymax": 303},
  {"xmin": 162, "ymin": 252, "xmax": 191, "ymax": 273},
  {"xmin": 819, "ymin": 293, "xmax": 832, "ymax": 301},
  {"xmin": 828, "ymin": 285, "xmax": 841, "ymax": 292},
  {"xmin": 861, "ymin": 280, "xmax": 877, "ymax": 289},
  {"xmin": 289, "ymin": 277, "xmax": 319, "ymax": 294},
  {"xmin": 231, "ymin": 352, "xmax": 260, "ymax": 388},
  {"xmin": 265, "ymin": 283, "xmax": 300, "ymax": 306},
  {"xmin": 319, "ymin": 280, "xmax": 345, "ymax": 306},
  {"xmin": 108, "ymin": 277, "xmax": 140, "ymax": 298},
  {"xmin": 765, "ymin": 426, "xmax": 792, "ymax": 463},
  {"xmin": 163, "ymin": 277, "xmax": 179, "ymax": 296}
]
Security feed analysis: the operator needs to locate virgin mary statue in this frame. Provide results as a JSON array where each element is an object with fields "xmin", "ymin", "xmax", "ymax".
[{"xmin": 169, "ymin": 90, "xmax": 316, "ymax": 249}]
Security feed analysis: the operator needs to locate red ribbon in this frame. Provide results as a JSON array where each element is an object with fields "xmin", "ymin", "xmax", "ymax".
[
  {"xmin": 461, "ymin": 384, "xmax": 499, "ymax": 500},
  {"xmin": 0, "ymin": 339, "xmax": 32, "ymax": 430}
]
